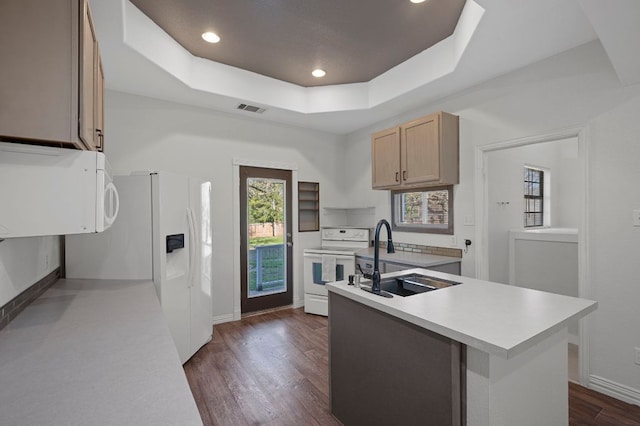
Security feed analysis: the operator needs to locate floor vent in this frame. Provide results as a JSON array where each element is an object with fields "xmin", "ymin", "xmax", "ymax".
[{"xmin": 236, "ymin": 103, "xmax": 266, "ymax": 114}]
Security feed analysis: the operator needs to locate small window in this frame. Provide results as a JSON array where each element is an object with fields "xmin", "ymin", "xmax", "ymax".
[
  {"xmin": 523, "ymin": 167, "xmax": 544, "ymax": 227},
  {"xmin": 391, "ymin": 186, "xmax": 453, "ymax": 234}
]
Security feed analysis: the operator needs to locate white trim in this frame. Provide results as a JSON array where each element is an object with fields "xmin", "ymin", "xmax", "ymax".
[
  {"xmin": 578, "ymin": 125, "xmax": 592, "ymax": 386},
  {"xmin": 232, "ymin": 157, "xmax": 299, "ymax": 171},
  {"xmin": 589, "ymin": 375, "xmax": 640, "ymax": 406},
  {"xmin": 475, "ymin": 126, "xmax": 591, "ymax": 385},
  {"xmin": 212, "ymin": 314, "xmax": 234, "ymax": 325},
  {"xmin": 232, "ymin": 158, "xmax": 299, "ymax": 321}
]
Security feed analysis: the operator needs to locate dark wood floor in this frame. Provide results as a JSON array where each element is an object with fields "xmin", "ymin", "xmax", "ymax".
[{"xmin": 184, "ymin": 307, "xmax": 640, "ymax": 426}]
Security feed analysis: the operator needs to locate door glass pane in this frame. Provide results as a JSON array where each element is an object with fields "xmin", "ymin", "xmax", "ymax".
[{"xmin": 246, "ymin": 177, "xmax": 287, "ymax": 298}]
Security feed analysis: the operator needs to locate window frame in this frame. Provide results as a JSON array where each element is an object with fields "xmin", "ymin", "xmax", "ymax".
[
  {"xmin": 523, "ymin": 166, "xmax": 544, "ymax": 228},
  {"xmin": 390, "ymin": 185, "xmax": 454, "ymax": 234}
]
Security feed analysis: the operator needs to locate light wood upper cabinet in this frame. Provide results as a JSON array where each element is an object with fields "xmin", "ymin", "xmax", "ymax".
[
  {"xmin": 80, "ymin": 0, "xmax": 98, "ymax": 151},
  {"xmin": 371, "ymin": 112, "xmax": 459, "ymax": 190},
  {"xmin": 0, "ymin": 0, "xmax": 105, "ymax": 151},
  {"xmin": 371, "ymin": 127, "xmax": 401, "ymax": 189},
  {"xmin": 95, "ymin": 56, "xmax": 105, "ymax": 151}
]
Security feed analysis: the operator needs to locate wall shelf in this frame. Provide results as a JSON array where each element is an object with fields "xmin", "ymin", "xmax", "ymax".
[{"xmin": 298, "ymin": 181, "xmax": 319, "ymax": 232}]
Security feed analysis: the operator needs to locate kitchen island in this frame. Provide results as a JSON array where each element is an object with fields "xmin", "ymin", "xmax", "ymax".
[
  {"xmin": 0, "ymin": 279, "xmax": 202, "ymax": 425},
  {"xmin": 327, "ymin": 268, "xmax": 597, "ymax": 426}
]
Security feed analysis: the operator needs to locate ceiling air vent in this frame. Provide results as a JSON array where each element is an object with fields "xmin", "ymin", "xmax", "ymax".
[{"xmin": 236, "ymin": 103, "xmax": 266, "ymax": 114}]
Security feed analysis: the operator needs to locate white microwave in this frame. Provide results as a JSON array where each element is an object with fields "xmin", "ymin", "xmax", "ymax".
[{"xmin": 0, "ymin": 142, "xmax": 119, "ymax": 238}]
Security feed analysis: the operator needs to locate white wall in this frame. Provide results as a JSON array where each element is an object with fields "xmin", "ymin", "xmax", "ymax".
[
  {"xmin": 487, "ymin": 138, "xmax": 580, "ymax": 284},
  {"xmin": 103, "ymin": 91, "xmax": 347, "ymax": 321},
  {"xmin": 588, "ymin": 95, "xmax": 640, "ymax": 402},
  {"xmin": 345, "ymin": 40, "xmax": 640, "ymax": 402},
  {"xmin": 0, "ymin": 236, "xmax": 61, "ymax": 307}
]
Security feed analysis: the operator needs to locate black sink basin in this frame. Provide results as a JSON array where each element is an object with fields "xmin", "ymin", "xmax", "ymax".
[{"xmin": 376, "ymin": 273, "xmax": 462, "ymax": 297}]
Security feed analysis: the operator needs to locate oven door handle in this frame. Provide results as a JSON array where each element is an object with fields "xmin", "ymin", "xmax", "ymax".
[{"xmin": 305, "ymin": 254, "xmax": 356, "ymax": 261}]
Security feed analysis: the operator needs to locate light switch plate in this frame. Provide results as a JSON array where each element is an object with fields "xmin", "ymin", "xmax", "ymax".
[
  {"xmin": 633, "ymin": 210, "xmax": 640, "ymax": 226},
  {"xmin": 463, "ymin": 215, "xmax": 474, "ymax": 226},
  {"xmin": 635, "ymin": 347, "xmax": 640, "ymax": 365}
]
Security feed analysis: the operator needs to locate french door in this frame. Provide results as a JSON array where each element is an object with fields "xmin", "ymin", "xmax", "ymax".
[{"xmin": 240, "ymin": 166, "xmax": 293, "ymax": 313}]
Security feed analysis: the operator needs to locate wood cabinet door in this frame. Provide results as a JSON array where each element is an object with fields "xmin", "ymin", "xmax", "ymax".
[
  {"xmin": 371, "ymin": 127, "xmax": 401, "ymax": 189},
  {"xmin": 0, "ymin": 0, "xmax": 74, "ymax": 144},
  {"xmin": 79, "ymin": 0, "xmax": 98, "ymax": 150},
  {"xmin": 95, "ymin": 54, "xmax": 105, "ymax": 151},
  {"xmin": 401, "ymin": 114, "xmax": 440, "ymax": 185}
]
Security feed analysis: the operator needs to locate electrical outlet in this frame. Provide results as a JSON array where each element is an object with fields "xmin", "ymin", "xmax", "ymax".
[
  {"xmin": 635, "ymin": 347, "xmax": 640, "ymax": 365},
  {"xmin": 451, "ymin": 236, "xmax": 457, "ymax": 246},
  {"xmin": 45, "ymin": 255, "xmax": 49, "ymax": 269},
  {"xmin": 633, "ymin": 210, "xmax": 640, "ymax": 227}
]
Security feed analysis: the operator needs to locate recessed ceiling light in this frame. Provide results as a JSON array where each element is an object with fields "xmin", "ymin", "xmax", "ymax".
[
  {"xmin": 410, "ymin": 0, "xmax": 426, "ymax": 3},
  {"xmin": 201, "ymin": 32, "xmax": 220, "ymax": 43},
  {"xmin": 312, "ymin": 69, "xmax": 326, "ymax": 78}
]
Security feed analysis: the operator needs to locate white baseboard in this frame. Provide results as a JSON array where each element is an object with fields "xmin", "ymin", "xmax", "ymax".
[
  {"xmin": 212, "ymin": 313, "xmax": 234, "ymax": 325},
  {"xmin": 589, "ymin": 375, "xmax": 640, "ymax": 406},
  {"xmin": 293, "ymin": 298, "xmax": 305, "ymax": 309}
]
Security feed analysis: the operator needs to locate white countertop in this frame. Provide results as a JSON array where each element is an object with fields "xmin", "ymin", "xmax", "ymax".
[
  {"xmin": 0, "ymin": 279, "xmax": 202, "ymax": 426},
  {"xmin": 356, "ymin": 248, "xmax": 461, "ymax": 268},
  {"xmin": 327, "ymin": 268, "xmax": 596, "ymax": 359}
]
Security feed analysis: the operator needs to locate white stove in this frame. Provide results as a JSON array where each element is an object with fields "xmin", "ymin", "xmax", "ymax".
[{"xmin": 303, "ymin": 227, "xmax": 370, "ymax": 316}]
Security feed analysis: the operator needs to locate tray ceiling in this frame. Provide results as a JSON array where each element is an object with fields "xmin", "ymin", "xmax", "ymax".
[
  {"xmin": 129, "ymin": 0, "xmax": 466, "ymax": 87},
  {"xmin": 88, "ymin": 0, "xmax": 640, "ymax": 134}
]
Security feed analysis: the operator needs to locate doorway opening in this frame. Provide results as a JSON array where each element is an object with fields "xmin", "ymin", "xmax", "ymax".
[
  {"xmin": 475, "ymin": 127, "xmax": 590, "ymax": 385},
  {"xmin": 240, "ymin": 166, "xmax": 293, "ymax": 313}
]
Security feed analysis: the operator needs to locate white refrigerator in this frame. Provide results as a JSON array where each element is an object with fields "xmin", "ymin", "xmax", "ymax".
[{"xmin": 66, "ymin": 172, "xmax": 213, "ymax": 364}]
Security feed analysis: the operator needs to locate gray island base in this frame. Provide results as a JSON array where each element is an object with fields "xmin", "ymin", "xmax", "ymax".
[
  {"xmin": 330, "ymin": 292, "xmax": 463, "ymax": 425},
  {"xmin": 327, "ymin": 268, "xmax": 596, "ymax": 426}
]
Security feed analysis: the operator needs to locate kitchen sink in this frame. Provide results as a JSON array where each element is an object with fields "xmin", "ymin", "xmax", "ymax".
[{"xmin": 364, "ymin": 273, "xmax": 462, "ymax": 297}]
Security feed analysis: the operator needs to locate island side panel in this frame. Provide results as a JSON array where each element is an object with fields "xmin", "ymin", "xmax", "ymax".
[
  {"xmin": 329, "ymin": 292, "xmax": 462, "ymax": 426},
  {"xmin": 466, "ymin": 328, "xmax": 569, "ymax": 426}
]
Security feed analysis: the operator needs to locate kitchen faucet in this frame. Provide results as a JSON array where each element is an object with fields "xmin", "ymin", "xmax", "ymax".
[{"xmin": 372, "ymin": 219, "xmax": 395, "ymax": 294}]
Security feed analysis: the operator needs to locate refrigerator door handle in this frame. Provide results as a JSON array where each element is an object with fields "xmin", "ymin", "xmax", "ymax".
[
  {"xmin": 104, "ymin": 182, "xmax": 120, "ymax": 226},
  {"xmin": 186, "ymin": 208, "xmax": 197, "ymax": 288}
]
